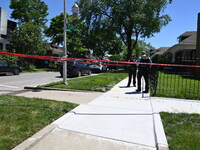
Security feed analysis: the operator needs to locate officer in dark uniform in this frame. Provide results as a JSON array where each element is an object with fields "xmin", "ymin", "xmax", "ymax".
[
  {"xmin": 127, "ymin": 55, "xmax": 137, "ymax": 87},
  {"xmin": 136, "ymin": 51, "xmax": 152, "ymax": 93}
]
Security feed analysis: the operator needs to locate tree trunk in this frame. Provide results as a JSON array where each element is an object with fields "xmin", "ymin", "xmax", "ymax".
[
  {"xmin": 126, "ymin": 32, "xmax": 133, "ymax": 61},
  {"xmin": 134, "ymin": 33, "xmax": 139, "ymax": 58},
  {"xmin": 126, "ymin": 31, "xmax": 139, "ymax": 60}
]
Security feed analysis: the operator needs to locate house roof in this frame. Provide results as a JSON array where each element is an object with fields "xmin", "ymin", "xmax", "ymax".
[
  {"xmin": 46, "ymin": 43, "xmax": 64, "ymax": 55},
  {"xmin": 150, "ymin": 49, "xmax": 158, "ymax": 55},
  {"xmin": 151, "ymin": 31, "xmax": 196, "ymax": 59},
  {"xmin": 179, "ymin": 32, "xmax": 196, "ymax": 45},
  {"xmin": 178, "ymin": 31, "xmax": 196, "ymax": 38},
  {"xmin": 155, "ymin": 47, "xmax": 170, "ymax": 55},
  {"xmin": 151, "ymin": 47, "xmax": 170, "ymax": 58}
]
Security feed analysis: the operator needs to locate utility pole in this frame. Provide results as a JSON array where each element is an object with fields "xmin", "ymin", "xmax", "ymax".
[{"xmin": 63, "ymin": 0, "xmax": 67, "ymax": 85}]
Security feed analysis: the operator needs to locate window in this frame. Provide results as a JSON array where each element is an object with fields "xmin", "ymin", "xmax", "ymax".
[
  {"xmin": 0, "ymin": 43, "xmax": 3, "ymax": 50},
  {"xmin": 0, "ymin": 60, "xmax": 8, "ymax": 67}
]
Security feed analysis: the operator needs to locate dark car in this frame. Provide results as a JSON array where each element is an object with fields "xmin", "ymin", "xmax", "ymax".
[
  {"xmin": 0, "ymin": 60, "xmax": 22, "ymax": 75},
  {"xmin": 60, "ymin": 60, "xmax": 91, "ymax": 77}
]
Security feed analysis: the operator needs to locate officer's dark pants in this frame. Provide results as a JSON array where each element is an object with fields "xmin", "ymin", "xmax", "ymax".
[
  {"xmin": 137, "ymin": 69, "xmax": 149, "ymax": 91},
  {"xmin": 127, "ymin": 70, "xmax": 136, "ymax": 86}
]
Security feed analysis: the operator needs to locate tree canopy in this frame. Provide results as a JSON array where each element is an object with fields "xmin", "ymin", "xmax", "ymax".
[
  {"xmin": 45, "ymin": 12, "xmax": 124, "ymax": 59},
  {"xmin": 77, "ymin": 0, "xmax": 172, "ymax": 60},
  {"xmin": 9, "ymin": 0, "xmax": 49, "ymax": 27},
  {"xmin": 10, "ymin": 21, "xmax": 47, "ymax": 55},
  {"xmin": 45, "ymin": 13, "xmax": 87, "ymax": 57},
  {"xmin": 83, "ymin": 26, "xmax": 123, "ymax": 59}
]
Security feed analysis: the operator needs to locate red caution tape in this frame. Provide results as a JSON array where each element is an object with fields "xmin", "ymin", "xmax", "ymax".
[{"xmin": 1, "ymin": 51, "xmax": 200, "ymax": 68}]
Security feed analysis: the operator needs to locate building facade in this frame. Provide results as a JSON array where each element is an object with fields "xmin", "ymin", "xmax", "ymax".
[
  {"xmin": 0, "ymin": 7, "xmax": 16, "ymax": 50},
  {"xmin": 196, "ymin": 13, "xmax": 200, "ymax": 65}
]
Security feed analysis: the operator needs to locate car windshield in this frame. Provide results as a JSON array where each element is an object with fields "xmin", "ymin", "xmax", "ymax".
[
  {"xmin": 67, "ymin": 60, "xmax": 84, "ymax": 66},
  {"xmin": 0, "ymin": 60, "xmax": 8, "ymax": 67}
]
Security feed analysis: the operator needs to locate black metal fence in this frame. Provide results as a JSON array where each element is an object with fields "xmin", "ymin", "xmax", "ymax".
[{"xmin": 149, "ymin": 65, "xmax": 200, "ymax": 100}]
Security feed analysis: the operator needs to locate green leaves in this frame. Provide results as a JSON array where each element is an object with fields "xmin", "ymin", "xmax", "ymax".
[
  {"xmin": 45, "ymin": 13, "xmax": 87, "ymax": 57},
  {"xmin": 0, "ymin": 50, "xmax": 19, "ymax": 65},
  {"xmin": 10, "ymin": 21, "xmax": 47, "ymax": 55},
  {"xmin": 78, "ymin": 0, "xmax": 172, "ymax": 60},
  {"xmin": 9, "ymin": 0, "xmax": 49, "ymax": 27}
]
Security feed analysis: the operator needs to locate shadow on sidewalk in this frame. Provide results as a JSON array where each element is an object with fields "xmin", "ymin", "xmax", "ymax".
[
  {"xmin": 119, "ymin": 86, "xmax": 137, "ymax": 88},
  {"xmin": 125, "ymin": 91, "xmax": 141, "ymax": 94}
]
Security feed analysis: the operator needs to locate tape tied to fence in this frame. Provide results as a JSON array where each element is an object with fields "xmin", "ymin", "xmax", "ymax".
[{"xmin": 1, "ymin": 51, "xmax": 200, "ymax": 68}]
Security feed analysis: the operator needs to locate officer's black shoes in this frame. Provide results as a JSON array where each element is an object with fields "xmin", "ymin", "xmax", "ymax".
[
  {"xmin": 143, "ymin": 90, "xmax": 149, "ymax": 93},
  {"xmin": 135, "ymin": 89, "xmax": 141, "ymax": 92},
  {"xmin": 127, "ymin": 85, "xmax": 130, "ymax": 87}
]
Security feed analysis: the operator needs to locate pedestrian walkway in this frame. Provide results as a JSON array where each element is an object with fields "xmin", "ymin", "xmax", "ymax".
[{"xmin": 13, "ymin": 77, "xmax": 200, "ymax": 150}]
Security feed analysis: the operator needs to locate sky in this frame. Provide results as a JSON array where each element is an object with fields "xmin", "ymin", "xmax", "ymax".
[{"xmin": 1, "ymin": 0, "xmax": 200, "ymax": 49}]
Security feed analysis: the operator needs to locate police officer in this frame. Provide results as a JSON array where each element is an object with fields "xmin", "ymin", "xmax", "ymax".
[
  {"xmin": 136, "ymin": 51, "xmax": 152, "ymax": 93},
  {"xmin": 127, "ymin": 55, "xmax": 137, "ymax": 87}
]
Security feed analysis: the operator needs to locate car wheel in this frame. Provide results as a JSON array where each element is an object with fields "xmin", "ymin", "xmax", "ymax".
[
  {"xmin": 77, "ymin": 71, "xmax": 82, "ymax": 77},
  {"xmin": 88, "ymin": 70, "xmax": 91, "ymax": 75},
  {"xmin": 60, "ymin": 72, "xmax": 63, "ymax": 77},
  {"xmin": 13, "ymin": 69, "xmax": 20, "ymax": 75}
]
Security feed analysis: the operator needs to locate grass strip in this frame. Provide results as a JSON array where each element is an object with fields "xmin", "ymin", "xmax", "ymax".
[
  {"xmin": 43, "ymin": 72, "xmax": 127, "ymax": 92},
  {"xmin": 160, "ymin": 112, "xmax": 200, "ymax": 150},
  {"xmin": 0, "ymin": 95, "xmax": 78, "ymax": 150},
  {"xmin": 155, "ymin": 72, "xmax": 200, "ymax": 100}
]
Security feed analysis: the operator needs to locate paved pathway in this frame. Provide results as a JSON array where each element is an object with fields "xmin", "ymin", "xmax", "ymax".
[{"xmin": 13, "ymin": 77, "xmax": 200, "ymax": 150}]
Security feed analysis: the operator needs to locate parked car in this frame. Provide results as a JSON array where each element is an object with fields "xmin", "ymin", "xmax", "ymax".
[
  {"xmin": 0, "ymin": 60, "xmax": 22, "ymax": 75},
  {"xmin": 60, "ymin": 60, "xmax": 92, "ymax": 77},
  {"xmin": 90, "ymin": 61, "xmax": 107, "ymax": 73}
]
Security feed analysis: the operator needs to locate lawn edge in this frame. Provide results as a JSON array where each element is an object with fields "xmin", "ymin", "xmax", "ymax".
[{"xmin": 154, "ymin": 114, "xmax": 169, "ymax": 150}]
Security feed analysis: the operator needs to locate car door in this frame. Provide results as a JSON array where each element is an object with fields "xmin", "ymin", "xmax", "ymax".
[
  {"xmin": 85, "ymin": 63, "xmax": 91, "ymax": 74},
  {"xmin": 80, "ymin": 61, "xmax": 87, "ymax": 74},
  {"xmin": 0, "ymin": 60, "xmax": 9, "ymax": 73}
]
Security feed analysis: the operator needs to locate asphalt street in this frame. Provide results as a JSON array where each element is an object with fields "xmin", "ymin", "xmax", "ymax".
[{"xmin": 0, "ymin": 71, "xmax": 62, "ymax": 94}]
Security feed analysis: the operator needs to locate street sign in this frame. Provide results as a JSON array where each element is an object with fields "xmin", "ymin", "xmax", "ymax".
[{"xmin": 66, "ymin": 25, "xmax": 81, "ymax": 32}]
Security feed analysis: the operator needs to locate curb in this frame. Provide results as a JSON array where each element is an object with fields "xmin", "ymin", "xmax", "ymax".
[
  {"xmin": 13, "ymin": 124, "xmax": 56, "ymax": 150},
  {"xmin": 154, "ymin": 114, "xmax": 169, "ymax": 150},
  {"xmin": 24, "ymin": 86, "xmax": 103, "ymax": 93}
]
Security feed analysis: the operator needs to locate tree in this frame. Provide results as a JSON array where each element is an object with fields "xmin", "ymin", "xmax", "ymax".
[
  {"xmin": 84, "ymin": 28, "xmax": 123, "ymax": 59},
  {"xmin": 134, "ymin": 40, "xmax": 154, "ymax": 58},
  {"xmin": 10, "ymin": 21, "xmax": 47, "ymax": 55},
  {"xmin": 121, "ymin": 39, "xmax": 154, "ymax": 60},
  {"xmin": 45, "ymin": 13, "xmax": 87, "ymax": 57},
  {"xmin": 10, "ymin": 21, "xmax": 47, "ymax": 69},
  {"xmin": 78, "ymin": 0, "xmax": 172, "ymax": 60},
  {"xmin": 109, "ymin": 54, "xmax": 123, "ymax": 61},
  {"xmin": 9, "ymin": 0, "xmax": 49, "ymax": 27}
]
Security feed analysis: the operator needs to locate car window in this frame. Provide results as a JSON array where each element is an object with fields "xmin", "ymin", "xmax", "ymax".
[
  {"xmin": 77, "ymin": 62, "xmax": 83, "ymax": 67},
  {"xmin": 0, "ymin": 60, "xmax": 8, "ymax": 67},
  {"xmin": 67, "ymin": 61, "xmax": 75, "ymax": 66},
  {"xmin": 85, "ymin": 63, "xmax": 90, "ymax": 67}
]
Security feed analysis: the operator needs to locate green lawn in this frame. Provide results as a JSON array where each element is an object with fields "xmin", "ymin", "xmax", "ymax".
[
  {"xmin": 0, "ymin": 72, "xmax": 127, "ymax": 149},
  {"xmin": 43, "ymin": 72, "xmax": 128, "ymax": 92},
  {"xmin": 160, "ymin": 112, "xmax": 200, "ymax": 150},
  {"xmin": 0, "ymin": 95, "xmax": 78, "ymax": 150},
  {"xmin": 155, "ymin": 72, "xmax": 200, "ymax": 100}
]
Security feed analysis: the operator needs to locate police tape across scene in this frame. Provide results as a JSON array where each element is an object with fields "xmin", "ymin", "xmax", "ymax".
[{"xmin": 1, "ymin": 51, "xmax": 200, "ymax": 68}]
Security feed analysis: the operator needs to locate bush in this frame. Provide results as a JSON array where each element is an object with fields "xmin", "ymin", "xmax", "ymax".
[{"xmin": 0, "ymin": 49, "xmax": 19, "ymax": 65}]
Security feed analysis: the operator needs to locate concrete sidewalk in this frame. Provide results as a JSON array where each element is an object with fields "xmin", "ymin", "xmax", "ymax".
[{"xmin": 13, "ymin": 78, "xmax": 200, "ymax": 150}]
